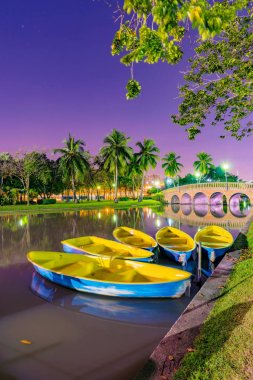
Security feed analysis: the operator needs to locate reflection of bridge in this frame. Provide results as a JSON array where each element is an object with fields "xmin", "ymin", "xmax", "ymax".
[
  {"xmin": 161, "ymin": 204, "xmax": 253, "ymax": 230},
  {"xmin": 163, "ymin": 182, "xmax": 253, "ymax": 205}
]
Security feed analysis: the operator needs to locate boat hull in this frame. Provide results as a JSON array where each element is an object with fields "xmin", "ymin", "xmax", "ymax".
[
  {"xmin": 31, "ymin": 264, "xmax": 191, "ymax": 298},
  {"xmin": 194, "ymin": 226, "xmax": 233, "ymax": 262},
  {"xmin": 158, "ymin": 245, "xmax": 193, "ymax": 264},
  {"xmin": 201, "ymin": 245, "xmax": 231, "ymax": 261},
  {"xmin": 30, "ymin": 272, "xmax": 189, "ymax": 326}
]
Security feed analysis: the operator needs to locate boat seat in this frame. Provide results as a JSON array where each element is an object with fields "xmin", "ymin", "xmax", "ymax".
[
  {"xmin": 59, "ymin": 261, "xmax": 100, "ymax": 276},
  {"xmin": 166, "ymin": 245, "xmax": 190, "ymax": 251},
  {"xmin": 201, "ymin": 242, "xmax": 229, "ymax": 247},
  {"xmin": 118, "ymin": 231, "xmax": 132, "ymax": 237},
  {"xmin": 159, "ymin": 238, "xmax": 187, "ymax": 245},
  {"xmin": 200, "ymin": 236, "xmax": 229, "ymax": 243},
  {"xmin": 162, "ymin": 233, "xmax": 178, "ymax": 238},
  {"xmin": 81, "ymin": 244, "xmax": 114, "ymax": 254}
]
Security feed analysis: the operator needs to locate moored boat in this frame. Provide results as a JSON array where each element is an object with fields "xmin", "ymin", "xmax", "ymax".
[
  {"xmin": 27, "ymin": 251, "xmax": 192, "ymax": 298},
  {"xmin": 194, "ymin": 225, "xmax": 233, "ymax": 261},
  {"xmin": 30, "ymin": 272, "xmax": 188, "ymax": 326},
  {"xmin": 113, "ymin": 226, "xmax": 157, "ymax": 252},
  {"xmin": 61, "ymin": 236, "xmax": 154, "ymax": 262},
  {"xmin": 156, "ymin": 226, "xmax": 196, "ymax": 264}
]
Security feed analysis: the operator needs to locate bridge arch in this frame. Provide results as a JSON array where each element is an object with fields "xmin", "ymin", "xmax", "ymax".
[
  {"xmin": 171, "ymin": 203, "xmax": 180, "ymax": 213},
  {"xmin": 210, "ymin": 192, "xmax": 227, "ymax": 205},
  {"xmin": 229, "ymin": 193, "xmax": 251, "ymax": 217},
  {"xmin": 171, "ymin": 195, "xmax": 180, "ymax": 204},
  {"xmin": 193, "ymin": 192, "xmax": 209, "ymax": 206},
  {"xmin": 181, "ymin": 193, "xmax": 192, "ymax": 205}
]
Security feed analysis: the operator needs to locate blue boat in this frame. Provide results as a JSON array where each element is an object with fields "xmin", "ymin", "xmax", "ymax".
[
  {"xmin": 194, "ymin": 225, "xmax": 234, "ymax": 261},
  {"xmin": 61, "ymin": 236, "xmax": 154, "ymax": 262},
  {"xmin": 156, "ymin": 227, "xmax": 196, "ymax": 265},
  {"xmin": 113, "ymin": 226, "xmax": 158, "ymax": 253},
  {"xmin": 30, "ymin": 272, "xmax": 188, "ymax": 326},
  {"xmin": 27, "ymin": 251, "xmax": 192, "ymax": 298}
]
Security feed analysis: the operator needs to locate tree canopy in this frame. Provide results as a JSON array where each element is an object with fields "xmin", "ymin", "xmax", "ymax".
[
  {"xmin": 111, "ymin": 1, "xmax": 252, "ymax": 140},
  {"xmin": 172, "ymin": 14, "xmax": 253, "ymax": 140}
]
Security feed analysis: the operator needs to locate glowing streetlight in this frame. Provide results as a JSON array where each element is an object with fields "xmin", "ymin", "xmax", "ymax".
[
  {"xmin": 195, "ymin": 171, "xmax": 201, "ymax": 183},
  {"xmin": 154, "ymin": 180, "xmax": 160, "ymax": 193},
  {"xmin": 221, "ymin": 163, "xmax": 230, "ymax": 191}
]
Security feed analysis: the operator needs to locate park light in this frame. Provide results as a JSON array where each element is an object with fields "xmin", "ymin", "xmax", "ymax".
[
  {"xmin": 221, "ymin": 162, "xmax": 230, "ymax": 191},
  {"xmin": 97, "ymin": 185, "xmax": 101, "ymax": 190},
  {"xmin": 154, "ymin": 180, "xmax": 160, "ymax": 193},
  {"xmin": 195, "ymin": 171, "xmax": 201, "ymax": 178},
  {"xmin": 222, "ymin": 162, "xmax": 230, "ymax": 171}
]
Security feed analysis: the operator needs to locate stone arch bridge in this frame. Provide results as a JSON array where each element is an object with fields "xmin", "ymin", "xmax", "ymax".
[{"xmin": 163, "ymin": 182, "xmax": 253, "ymax": 206}]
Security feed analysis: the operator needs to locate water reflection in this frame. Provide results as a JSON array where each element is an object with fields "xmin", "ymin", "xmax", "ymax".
[
  {"xmin": 30, "ymin": 272, "xmax": 188, "ymax": 327},
  {"xmin": 1, "ymin": 205, "xmax": 250, "ymax": 380},
  {"xmin": 194, "ymin": 204, "xmax": 208, "ymax": 217},
  {"xmin": 182, "ymin": 204, "xmax": 192, "ymax": 216},
  {"xmin": 210, "ymin": 204, "xmax": 227, "ymax": 218}
]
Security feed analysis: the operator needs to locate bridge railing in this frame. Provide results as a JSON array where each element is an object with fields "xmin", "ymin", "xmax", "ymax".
[{"xmin": 163, "ymin": 182, "xmax": 253, "ymax": 193}]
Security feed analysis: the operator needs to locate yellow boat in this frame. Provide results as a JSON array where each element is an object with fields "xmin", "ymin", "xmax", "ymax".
[
  {"xmin": 113, "ymin": 226, "xmax": 157, "ymax": 252},
  {"xmin": 156, "ymin": 227, "xmax": 196, "ymax": 264},
  {"xmin": 27, "ymin": 251, "xmax": 191, "ymax": 298},
  {"xmin": 194, "ymin": 226, "xmax": 233, "ymax": 261},
  {"xmin": 61, "ymin": 236, "xmax": 154, "ymax": 262}
]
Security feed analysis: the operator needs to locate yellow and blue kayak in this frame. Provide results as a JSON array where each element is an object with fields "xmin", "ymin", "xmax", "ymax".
[
  {"xmin": 27, "ymin": 251, "xmax": 192, "ymax": 298},
  {"xmin": 156, "ymin": 227, "xmax": 196, "ymax": 264},
  {"xmin": 61, "ymin": 236, "xmax": 154, "ymax": 262},
  {"xmin": 113, "ymin": 226, "xmax": 157, "ymax": 252},
  {"xmin": 194, "ymin": 226, "xmax": 233, "ymax": 261}
]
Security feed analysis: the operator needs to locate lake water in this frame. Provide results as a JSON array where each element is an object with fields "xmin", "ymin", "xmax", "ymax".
[{"xmin": 0, "ymin": 204, "xmax": 251, "ymax": 380}]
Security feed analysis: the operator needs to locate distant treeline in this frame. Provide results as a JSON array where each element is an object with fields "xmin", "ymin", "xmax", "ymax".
[{"xmin": 0, "ymin": 130, "xmax": 239, "ymax": 205}]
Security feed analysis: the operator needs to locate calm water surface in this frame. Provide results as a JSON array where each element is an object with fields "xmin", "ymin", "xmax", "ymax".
[{"xmin": 0, "ymin": 204, "xmax": 251, "ymax": 380}]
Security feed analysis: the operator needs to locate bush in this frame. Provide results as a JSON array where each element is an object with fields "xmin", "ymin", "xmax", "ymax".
[
  {"xmin": 151, "ymin": 192, "xmax": 165, "ymax": 202},
  {"xmin": 143, "ymin": 196, "xmax": 152, "ymax": 200},
  {"xmin": 118, "ymin": 197, "xmax": 130, "ymax": 201},
  {"xmin": 37, "ymin": 198, "xmax": 57, "ymax": 205}
]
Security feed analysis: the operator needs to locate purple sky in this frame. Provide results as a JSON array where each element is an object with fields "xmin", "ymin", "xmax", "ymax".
[{"xmin": 0, "ymin": 0, "xmax": 252, "ymax": 180}]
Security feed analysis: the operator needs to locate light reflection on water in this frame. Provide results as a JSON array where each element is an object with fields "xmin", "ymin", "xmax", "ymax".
[{"xmin": 0, "ymin": 204, "xmax": 251, "ymax": 380}]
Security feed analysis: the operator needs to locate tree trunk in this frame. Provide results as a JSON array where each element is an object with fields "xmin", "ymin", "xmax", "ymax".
[
  {"xmin": 138, "ymin": 172, "xmax": 145, "ymax": 202},
  {"xmin": 71, "ymin": 172, "xmax": 77, "ymax": 203},
  {"xmin": 114, "ymin": 162, "xmax": 118, "ymax": 202},
  {"xmin": 26, "ymin": 177, "xmax": 30, "ymax": 206}
]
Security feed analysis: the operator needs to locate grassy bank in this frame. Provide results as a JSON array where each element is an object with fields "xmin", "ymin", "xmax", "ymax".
[
  {"xmin": 174, "ymin": 223, "xmax": 253, "ymax": 380},
  {"xmin": 0, "ymin": 199, "xmax": 161, "ymax": 215}
]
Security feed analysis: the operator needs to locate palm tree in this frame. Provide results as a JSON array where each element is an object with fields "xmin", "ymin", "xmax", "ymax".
[
  {"xmin": 127, "ymin": 154, "xmax": 143, "ymax": 198},
  {"xmin": 162, "ymin": 152, "xmax": 183, "ymax": 187},
  {"xmin": 54, "ymin": 134, "xmax": 90, "ymax": 202},
  {"xmin": 100, "ymin": 129, "xmax": 133, "ymax": 202},
  {"xmin": 135, "ymin": 139, "xmax": 160, "ymax": 201},
  {"xmin": 193, "ymin": 152, "xmax": 214, "ymax": 179}
]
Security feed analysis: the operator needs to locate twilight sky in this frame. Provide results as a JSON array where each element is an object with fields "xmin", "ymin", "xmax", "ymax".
[{"xmin": 0, "ymin": 0, "xmax": 252, "ymax": 179}]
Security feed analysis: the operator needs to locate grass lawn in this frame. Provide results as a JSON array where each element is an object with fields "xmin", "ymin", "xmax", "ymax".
[
  {"xmin": 174, "ymin": 223, "xmax": 253, "ymax": 380},
  {"xmin": 0, "ymin": 199, "xmax": 161, "ymax": 215}
]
